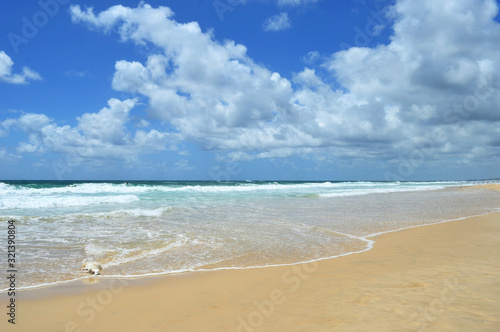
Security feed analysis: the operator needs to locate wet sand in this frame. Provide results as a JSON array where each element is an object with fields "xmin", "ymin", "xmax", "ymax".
[{"xmin": 1, "ymin": 195, "xmax": 499, "ymax": 331}]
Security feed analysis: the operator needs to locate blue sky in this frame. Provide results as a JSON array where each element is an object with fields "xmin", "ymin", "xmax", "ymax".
[{"xmin": 0, "ymin": 0, "xmax": 499, "ymax": 181}]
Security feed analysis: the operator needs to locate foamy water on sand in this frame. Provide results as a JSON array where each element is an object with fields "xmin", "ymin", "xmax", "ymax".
[{"xmin": 1, "ymin": 180, "xmax": 499, "ymax": 290}]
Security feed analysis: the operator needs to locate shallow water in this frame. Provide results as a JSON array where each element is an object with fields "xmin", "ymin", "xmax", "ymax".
[{"xmin": 1, "ymin": 180, "xmax": 499, "ymax": 290}]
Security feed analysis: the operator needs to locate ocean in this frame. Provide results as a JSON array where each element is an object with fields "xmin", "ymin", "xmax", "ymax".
[{"xmin": 1, "ymin": 180, "xmax": 499, "ymax": 290}]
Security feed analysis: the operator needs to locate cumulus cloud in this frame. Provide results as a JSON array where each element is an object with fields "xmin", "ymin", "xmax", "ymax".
[
  {"xmin": 71, "ymin": 3, "xmax": 292, "ymax": 147},
  {"xmin": 263, "ymin": 13, "xmax": 291, "ymax": 32},
  {"xmin": 324, "ymin": 0, "xmax": 500, "ymax": 152},
  {"xmin": 68, "ymin": 1, "xmax": 500, "ymax": 172},
  {"xmin": 0, "ymin": 51, "xmax": 42, "ymax": 84},
  {"xmin": 2, "ymin": 99, "xmax": 180, "ymax": 160}
]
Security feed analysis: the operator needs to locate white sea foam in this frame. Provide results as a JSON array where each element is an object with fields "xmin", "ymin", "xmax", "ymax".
[
  {"xmin": 0, "ymin": 180, "xmax": 461, "ymax": 197},
  {"xmin": 86, "ymin": 235, "xmax": 194, "ymax": 269},
  {"xmin": 77, "ymin": 206, "xmax": 175, "ymax": 219},
  {"xmin": 318, "ymin": 185, "xmax": 446, "ymax": 197},
  {"xmin": 1, "ymin": 180, "xmax": 497, "ymax": 291},
  {"xmin": 0, "ymin": 181, "xmax": 458, "ymax": 213},
  {"xmin": 0, "ymin": 194, "xmax": 139, "ymax": 209}
]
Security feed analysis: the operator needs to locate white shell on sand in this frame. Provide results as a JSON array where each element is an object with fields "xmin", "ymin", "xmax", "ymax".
[{"xmin": 81, "ymin": 262, "xmax": 103, "ymax": 275}]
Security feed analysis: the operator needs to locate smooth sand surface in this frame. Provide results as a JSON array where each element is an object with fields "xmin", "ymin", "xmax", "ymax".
[
  {"xmin": 468, "ymin": 183, "xmax": 500, "ymax": 191},
  {"xmin": 2, "ymin": 211, "xmax": 500, "ymax": 331}
]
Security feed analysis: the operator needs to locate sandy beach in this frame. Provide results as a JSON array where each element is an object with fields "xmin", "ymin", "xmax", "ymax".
[
  {"xmin": 2, "ymin": 189, "xmax": 500, "ymax": 331},
  {"xmin": 2, "ymin": 0, "xmax": 499, "ymax": 329},
  {"xmin": 2, "ymin": 0, "xmax": 500, "ymax": 330}
]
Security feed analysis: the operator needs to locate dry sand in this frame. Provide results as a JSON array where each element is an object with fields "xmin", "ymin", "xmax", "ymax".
[
  {"xmin": 467, "ymin": 183, "xmax": 500, "ymax": 191},
  {"xmin": 2, "ymin": 204, "xmax": 500, "ymax": 331}
]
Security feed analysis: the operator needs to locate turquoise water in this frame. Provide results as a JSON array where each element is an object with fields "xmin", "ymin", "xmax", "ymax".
[{"xmin": 1, "ymin": 180, "xmax": 499, "ymax": 289}]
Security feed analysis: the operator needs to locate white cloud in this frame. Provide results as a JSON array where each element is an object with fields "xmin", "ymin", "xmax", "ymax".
[
  {"xmin": 4, "ymin": 98, "xmax": 180, "ymax": 160},
  {"xmin": 263, "ymin": 13, "xmax": 291, "ymax": 32},
  {"xmin": 65, "ymin": 1, "xmax": 500, "ymax": 172},
  {"xmin": 135, "ymin": 119, "xmax": 150, "ymax": 128},
  {"xmin": 133, "ymin": 129, "xmax": 176, "ymax": 151},
  {"xmin": 174, "ymin": 159, "xmax": 195, "ymax": 171},
  {"xmin": 70, "ymin": 3, "xmax": 293, "ymax": 144},
  {"xmin": 77, "ymin": 98, "xmax": 135, "ymax": 145},
  {"xmin": 0, "ymin": 148, "xmax": 22, "ymax": 163},
  {"xmin": 0, "ymin": 51, "xmax": 42, "ymax": 84},
  {"xmin": 15, "ymin": 113, "xmax": 52, "ymax": 132}
]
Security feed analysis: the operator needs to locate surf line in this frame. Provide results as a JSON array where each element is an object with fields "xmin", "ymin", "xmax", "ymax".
[{"xmin": 6, "ymin": 219, "xmax": 17, "ymax": 324}]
